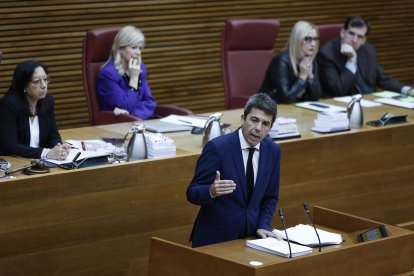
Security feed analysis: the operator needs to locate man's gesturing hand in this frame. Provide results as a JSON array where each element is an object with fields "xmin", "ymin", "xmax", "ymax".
[{"xmin": 210, "ymin": 171, "xmax": 236, "ymax": 197}]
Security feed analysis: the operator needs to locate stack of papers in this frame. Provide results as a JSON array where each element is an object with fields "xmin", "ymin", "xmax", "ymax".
[
  {"xmin": 333, "ymin": 96, "xmax": 382, "ymax": 108},
  {"xmin": 372, "ymin": 91, "xmax": 402, "ymax": 98},
  {"xmin": 372, "ymin": 91, "xmax": 414, "ymax": 109},
  {"xmin": 273, "ymin": 224, "xmax": 343, "ymax": 247},
  {"xmin": 311, "ymin": 112, "xmax": 349, "ymax": 133},
  {"xmin": 46, "ymin": 149, "xmax": 110, "ymax": 165},
  {"xmin": 160, "ymin": 114, "xmax": 207, "ymax": 128},
  {"xmin": 246, "ymin": 237, "xmax": 312, "ymax": 258},
  {"xmin": 42, "ymin": 140, "xmax": 114, "ymax": 166},
  {"xmin": 374, "ymin": 98, "xmax": 414, "ymax": 109},
  {"xmin": 295, "ymin": 101, "xmax": 346, "ymax": 113},
  {"xmin": 66, "ymin": 139, "xmax": 115, "ymax": 154},
  {"xmin": 269, "ymin": 117, "xmax": 300, "ymax": 139},
  {"xmin": 144, "ymin": 132, "xmax": 176, "ymax": 158},
  {"xmin": 143, "ymin": 121, "xmax": 192, "ymax": 133}
]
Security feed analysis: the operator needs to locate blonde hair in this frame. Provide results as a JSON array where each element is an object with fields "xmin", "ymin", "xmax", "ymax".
[
  {"xmin": 104, "ymin": 26, "xmax": 145, "ymax": 76},
  {"xmin": 288, "ymin": 21, "xmax": 318, "ymax": 76}
]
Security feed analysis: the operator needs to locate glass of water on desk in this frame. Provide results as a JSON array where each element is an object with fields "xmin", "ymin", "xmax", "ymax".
[{"xmin": 113, "ymin": 144, "xmax": 127, "ymax": 163}]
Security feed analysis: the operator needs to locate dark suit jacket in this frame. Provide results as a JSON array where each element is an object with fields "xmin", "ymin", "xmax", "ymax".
[
  {"xmin": 318, "ymin": 38, "xmax": 405, "ymax": 96},
  {"xmin": 260, "ymin": 49, "xmax": 321, "ymax": 103},
  {"xmin": 0, "ymin": 93, "xmax": 62, "ymax": 158},
  {"xmin": 186, "ymin": 130, "xmax": 281, "ymax": 247}
]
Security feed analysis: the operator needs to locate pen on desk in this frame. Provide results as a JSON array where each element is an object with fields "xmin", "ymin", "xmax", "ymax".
[
  {"xmin": 64, "ymin": 142, "xmax": 79, "ymax": 149},
  {"xmin": 309, "ymin": 103, "xmax": 329, "ymax": 108},
  {"xmin": 177, "ymin": 119, "xmax": 193, "ymax": 125}
]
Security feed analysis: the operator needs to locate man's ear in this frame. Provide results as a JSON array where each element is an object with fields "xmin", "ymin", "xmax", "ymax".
[{"xmin": 340, "ymin": 28, "xmax": 345, "ymax": 39}]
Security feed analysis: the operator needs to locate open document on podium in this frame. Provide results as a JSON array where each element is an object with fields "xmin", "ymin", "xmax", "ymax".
[
  {"xmin": 246, "ymin": 237, "xmax": 312, "ymax": 258},
  {"xmin": 272, "ymin": 224, "xmax": 343, "ymax": 247}
]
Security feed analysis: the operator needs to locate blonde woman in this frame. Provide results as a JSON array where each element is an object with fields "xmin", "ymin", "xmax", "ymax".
[
  {"xmin": 260, "ymin": 21, "xmax": 321, "ymax": 103},
  {"xmin": 96, "ymin": 26, "xmax": 156, "ymax": 119}
]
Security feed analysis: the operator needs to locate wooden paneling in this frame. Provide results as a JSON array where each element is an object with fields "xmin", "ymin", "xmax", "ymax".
[
  {"xmin": 1, "ymin": 99, "xmax": 413, "ymax": 275},
  {"xmin": 1, "ymin": 0, "xmax": 414, "ymax": 128}
]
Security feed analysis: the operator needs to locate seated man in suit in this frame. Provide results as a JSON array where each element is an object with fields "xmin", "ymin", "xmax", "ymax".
[
  {"xmin": 186, "ymin": 93, "xmax": 282, "ymax": 247},
  {"xmin": 318, "ymin": 16, "xmax": 414, "ymax": 97}
]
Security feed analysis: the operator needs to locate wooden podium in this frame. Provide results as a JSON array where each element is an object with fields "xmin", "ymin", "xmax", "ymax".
[{"xmin": 148, "ymin": 207, "xmax": 414, "ymax": 276}]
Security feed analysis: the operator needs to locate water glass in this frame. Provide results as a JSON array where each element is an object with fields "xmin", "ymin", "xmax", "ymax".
[{"xmin": 113, "ymin": 145, "xmax": 127, "ymax": 162}]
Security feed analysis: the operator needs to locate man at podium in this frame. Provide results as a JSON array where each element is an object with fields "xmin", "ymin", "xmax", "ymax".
[{"xmin": 186, "ymin": 93, "xmax": 282, "ymax": 247}]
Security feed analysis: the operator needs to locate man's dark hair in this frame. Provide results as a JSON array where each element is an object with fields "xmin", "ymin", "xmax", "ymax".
[
  {"xmin": 244, "ymin": 93, "xmax": 277, "ymax": 125},
  {"xmin": 344, "ymin": 16, "xmax": 370, "ymax": 36}
]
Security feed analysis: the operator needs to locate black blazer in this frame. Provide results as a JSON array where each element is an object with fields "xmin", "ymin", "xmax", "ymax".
[
  {"xmin": 260, "ymin": 49, "xmax": 322, "ymax": 103},
  {"xmin": 0, "ymin": 93, "xmax": 62, "ymax": 158},
  {"xmin": 318, "ymin": 38, "xmax": 405, "ymax": 96}
]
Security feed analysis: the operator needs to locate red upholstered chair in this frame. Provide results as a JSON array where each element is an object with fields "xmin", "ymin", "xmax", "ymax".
[
  {"xmin": 317, "ymin": 23, "xmax": 342, "ymax": 48},
  {"xmin": 221, "ymin": 19, "xmax": 280, "ymax": 109},
  {"xmin": 82, "ymin": 27, "xmax": 192, "ymax": 126}
]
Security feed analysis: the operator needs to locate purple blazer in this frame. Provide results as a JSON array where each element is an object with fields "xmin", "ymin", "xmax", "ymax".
[{"xmin": 96, "ymin": 61, "xmax": 156, "ymax": 119}]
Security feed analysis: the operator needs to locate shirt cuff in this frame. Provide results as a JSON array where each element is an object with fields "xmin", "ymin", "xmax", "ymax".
[
  {"xmin": 41, "ymin": 148, "xmax": 50, "ymax": 159},
  {"xmin": 345, "ymin": 62, "xmax": 357, "ymax": 74},
  {"xmin": 209, "ymin": 184, "xmax": 217, "ymax": 198},
  {"xmin": 401, "ymin": 86, "xmax": 411, "ymax": 95}
]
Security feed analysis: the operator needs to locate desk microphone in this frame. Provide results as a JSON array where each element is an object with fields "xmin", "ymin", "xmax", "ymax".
[
  {"xmin": 72, "ymin": 152, "xmax": 93, "ymax": 169},
  {"xmin": 303, "ymin": 202, "xmax": 322, "ymax": 252},
  {"xmin": 72, "ymin": 152, "xmax": 81, "ymax": 163},
  {"xmin": 278, "ymin": 208, "xmax": 292, "ymax": 258}
]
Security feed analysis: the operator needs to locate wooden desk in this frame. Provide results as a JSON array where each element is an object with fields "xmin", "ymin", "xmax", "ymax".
[
  {"xmin": 148, "ymin": 207, "xmax": 414, "ymax": 276},
  {"xmin": 0, "ymin": 97, "xmax": 413, "ymax": 275}
]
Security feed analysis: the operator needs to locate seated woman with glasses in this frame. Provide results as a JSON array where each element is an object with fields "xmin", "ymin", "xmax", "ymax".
[
  {"xmin": 0, "ymin": 60, "xmax": 70, "ymax": 160},
  {"xmin": 96, "ymin": 25, "xmax": 156, "ymax": 120},
  {"xmin": 260, "ymin": 20, "xmax": 322, "ymax": 103}
]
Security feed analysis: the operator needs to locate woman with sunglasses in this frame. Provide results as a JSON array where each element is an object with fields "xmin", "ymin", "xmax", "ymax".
[
  {"xmin": 260, "ymin": 21, "xmax": 322, "ymax": 103},
  {"xmin": 0, "ymin": 60, "xmax": 69, "ymax": 160}
]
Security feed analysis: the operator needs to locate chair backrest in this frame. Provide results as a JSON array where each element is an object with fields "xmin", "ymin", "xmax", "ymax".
[
  {"xmin": 82, "ymin": 27, "xmax": 193, "ymax": 125},
  {"xmin": 221, "ymin": 19, "xmax": 280, "ymax": 109},
  {"xmin": 82, "ymin": 27, "xmax": 122, "ymax": 125},
  {"xmin": 317, "ymin": 23, "xmax": 342, "ymax": 48}
]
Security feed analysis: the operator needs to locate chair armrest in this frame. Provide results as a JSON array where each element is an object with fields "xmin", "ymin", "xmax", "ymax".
[
  {"xmin": 155, "ymin": 105, "xmax": 193, "ymax": 117},
  {"xmin": 94, "ymin": 110, "xmax": 139, "ymax": 125}
]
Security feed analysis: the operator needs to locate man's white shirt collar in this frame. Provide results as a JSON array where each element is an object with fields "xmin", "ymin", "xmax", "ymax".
[{"xmin": 238, "ymin": 128, "xmax": 260, "ymax": 151}]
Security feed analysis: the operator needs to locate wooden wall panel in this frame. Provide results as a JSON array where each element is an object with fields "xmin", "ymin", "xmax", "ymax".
[{"xmin": 1, "ymin": 0, "xmax": 414, "ymax": 128}]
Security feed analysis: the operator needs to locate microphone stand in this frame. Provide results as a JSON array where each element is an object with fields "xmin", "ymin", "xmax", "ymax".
[
  {"xmin": 303, "ymin": 202, "xmax": 322, "ymax": 252},
  {"xmin": 278, "ymin": 208, "xmax": 292, "ymax": 258}
]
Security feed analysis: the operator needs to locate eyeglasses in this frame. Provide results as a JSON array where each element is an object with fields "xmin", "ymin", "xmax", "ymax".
[
  {"xmin": 303, "ymin": 36, "xmax": 320, "ymax": 44},
  {"xmin": 31, "ymin": 76, "xmax": 50, "ymax": 86}
]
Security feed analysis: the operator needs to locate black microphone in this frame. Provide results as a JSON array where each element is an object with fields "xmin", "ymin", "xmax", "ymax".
[
  {"xmin": 278, "ymin": 208, "xmax": 292, "ymax": 258},
  {"xmin": 303, "ymin": 202, "xmax": 322, "ymax": 252},
  {"xmin": 71, "ymin": 152, "xmax": 82, "ymax": 169}
]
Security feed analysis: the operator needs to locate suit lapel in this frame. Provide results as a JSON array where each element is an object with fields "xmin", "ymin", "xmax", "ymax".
[
  {"xmin": 229, "ymin": 131, "xmax": 248, "ymax": 203},
  {"xmin": 38, "ymin": 114, "xmax": 47, "ymax": 147},
  {"xmin": 357, "ymin": 46, "xmax": 372, "ymax": 87}
]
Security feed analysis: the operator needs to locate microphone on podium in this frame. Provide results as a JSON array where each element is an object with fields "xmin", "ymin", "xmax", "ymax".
[
  {"xmin": 278, "ymin": 208, "xmax": 292, "ymax": 258},
  {"xmin": 303, "ymin": 202, "xmax": 322, "ymax": 252}
]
